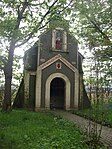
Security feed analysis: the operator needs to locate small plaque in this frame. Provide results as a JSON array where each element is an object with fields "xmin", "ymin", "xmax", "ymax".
[{"xmin": 56, "ymin": 62, "xmax": 62, "ymax": 69}]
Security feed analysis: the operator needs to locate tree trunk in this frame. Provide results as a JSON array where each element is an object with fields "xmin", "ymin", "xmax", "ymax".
[
  {"xmin": 2, "ymin": 71, "xmax": 12, "ymax": 111},
  {"xmin": 2, "ymin": 40, "xmax": 15, "ymax": 112}
]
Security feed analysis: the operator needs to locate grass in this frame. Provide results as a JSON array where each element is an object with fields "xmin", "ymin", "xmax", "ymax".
[
  {"xmin": 74, "ymin": 102, "xmax": 112, "ymax": 128},
  {"xmin": 0, "ymin": 109, "xmax": 90, "ymax": 149}
]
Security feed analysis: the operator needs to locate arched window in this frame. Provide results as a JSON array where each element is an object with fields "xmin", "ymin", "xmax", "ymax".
[
  {"xmin": 52, "ymin": 28, "xmax": 67, "ymax": 51},
  {"xmin": 55, "ymin": 30, "xmax": 62, "ymax": 49}
]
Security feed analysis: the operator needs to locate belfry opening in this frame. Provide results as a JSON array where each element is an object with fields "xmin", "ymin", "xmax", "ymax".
[{"xmin": 50, "ymin": 78, "xmax": 65, "ymax": 109}]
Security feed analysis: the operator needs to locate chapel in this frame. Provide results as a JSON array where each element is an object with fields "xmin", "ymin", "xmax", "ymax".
[{"xmin": 14, "ymin": 19, "xmax": 91, "ymax": 111}]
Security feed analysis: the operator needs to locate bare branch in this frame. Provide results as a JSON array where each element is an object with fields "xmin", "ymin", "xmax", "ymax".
[
  {"xmin": 16, "ymin": 0, "xmax": 29, "ymax": 29},
  {"xmin": 57, "ymin": 0, "xmax": 74, "ymax": 14},
  {"xmin": 0, "ymin": 56, "xmax": 7, "ymax": 65},
  {"xmin": 15, "ymin": 21, "xmax": 50, "ymax": 48},
  {"xmin": 15, "ymin": 0, "xmax": 58, "ymax": 47},
  {"xmin": 15, "ymin": 0, "xmax": 74, "ymax": 47},
  {"xmin": 106, "ymin": 23, "xmax": 112, "ymax": 31},
  {"xmin": 86, "ymin": 15, "xmax": 111, "ymax": 45}
]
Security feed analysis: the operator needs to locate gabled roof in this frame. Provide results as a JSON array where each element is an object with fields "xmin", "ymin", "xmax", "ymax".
[{"xmin": 40, "ymin": 54, "xmax": 78, "ymax": 73}]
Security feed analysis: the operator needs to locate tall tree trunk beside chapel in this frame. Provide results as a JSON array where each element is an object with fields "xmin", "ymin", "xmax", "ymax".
[{"xmin": 2, "ymin": 40, "xmax": 15, "ymax": 111}]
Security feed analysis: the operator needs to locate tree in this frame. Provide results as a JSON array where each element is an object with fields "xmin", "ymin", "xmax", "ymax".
[
  {"xmin": 69, "ymin": 0, "xmax": 112, "ymax": 102},
  {"xmin": 71, "ymin": 0, "xmax": 112, "ymax": 44},
  {"xmin": 0, "ymin": 48, "xmax": 23, "ymax": 105},
  {"xmin": 0, "ymin": 0, "xmax": 74, "ymax": 111},
  {"xmin": 70, "ymin": 0, "xmax": 112, "ymax": 62}
]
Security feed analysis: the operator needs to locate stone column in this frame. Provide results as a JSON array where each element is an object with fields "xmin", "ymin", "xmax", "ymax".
[
  {"xmin": 35, "ymin": 67, "xmax": 42, "ymax": 111},
  {"xmin": 74, "ymin": 71, "xmax": 79, "ymax": 110}
]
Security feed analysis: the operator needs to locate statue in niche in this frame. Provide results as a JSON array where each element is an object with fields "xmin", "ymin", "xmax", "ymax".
[{"xmin": 55, "ymin": 30, "xmax": 63, "ymax": 50}]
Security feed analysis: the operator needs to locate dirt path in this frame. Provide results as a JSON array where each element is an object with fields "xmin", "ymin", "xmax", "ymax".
[{"xmin": 52, "ymin": 110, "xmax": 112, "ymax": 148}]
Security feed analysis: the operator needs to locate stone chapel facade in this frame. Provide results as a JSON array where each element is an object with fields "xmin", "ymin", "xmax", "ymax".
[{"xmin": 14, "ymin": 21, "xmax": 91, "ymax": 111}]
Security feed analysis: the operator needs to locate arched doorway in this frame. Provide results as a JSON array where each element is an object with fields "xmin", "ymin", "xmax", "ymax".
[
  {"xmin": 50, "ymin": 78, "xmax": 65, "ymax": 109},
  {"xmin": 45, "ymin": 73, "xmax": 70, "ymax": 110}
]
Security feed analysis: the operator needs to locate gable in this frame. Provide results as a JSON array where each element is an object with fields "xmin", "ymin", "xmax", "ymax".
[{"xmin": 40, "ymin": 54, "xmax": 78, "ymax": 73}]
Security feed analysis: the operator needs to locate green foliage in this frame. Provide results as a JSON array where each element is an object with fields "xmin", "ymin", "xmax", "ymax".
[
  {"xmin": 0, "ymin": 0, "xmax": 72, "ymax": 43},
  {"xmin": 75, "ymin": 101, "xmax": 112, "ymax": 128},
  {"xmin": 71, "ymin": 0, "xmax": 112, "ymax": 46},
  {"xmin": 0, "ymin": 17, "xmax": 16, "ymax": 38},
  {"xmin": 0, "ymin": 51, "xmax": 22, "ymax": 85},
  {"xmin": 73, "ymin": 101, "xmax": 112, "ymax": 148},
  {"xmin": 0, "ymin": 110, "xmax": 88, "ymax": 149},
  {"xmin": 71, "ymin": 0, "xmax": 112, "ymax": 79},
  {"xmin": 82, "ymin": 45, "xmax": 112, "ymax": 104}
]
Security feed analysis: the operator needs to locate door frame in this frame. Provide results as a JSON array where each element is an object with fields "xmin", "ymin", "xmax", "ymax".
[{"xmin": 45, "ymin": 73, "xmax": 70, "ymax": 110}]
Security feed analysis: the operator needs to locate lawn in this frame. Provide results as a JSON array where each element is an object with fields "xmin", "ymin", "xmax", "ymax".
[
  {"xmin": 75, "ymin": 102, "xmax": 112, "ymax": 128},
  {"xmin": 0, "ymin": 110, "xmax": 89, "ymax": 149}
]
